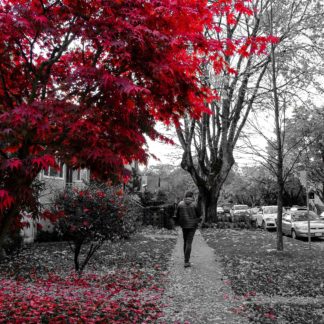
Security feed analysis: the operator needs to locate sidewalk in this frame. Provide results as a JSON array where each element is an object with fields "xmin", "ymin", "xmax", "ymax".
[{"xmin": 159, "ymin": 228, "xmax": 247, "ymax": 324}]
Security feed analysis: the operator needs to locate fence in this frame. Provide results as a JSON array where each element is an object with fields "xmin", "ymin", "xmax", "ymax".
[{"xmin": 143, "ymin": 204, "xmax": 175, "ymax": 229}]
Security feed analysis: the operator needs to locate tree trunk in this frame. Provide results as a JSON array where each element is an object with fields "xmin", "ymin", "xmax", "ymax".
[
  {"xmin": 74, "ymin": 242, "xmax": 82, "ymax": 273},
  {"xmin": 198, "ymin": 186, "xmax": 219, "ymax": 223},
  {"xmin": 0, "ymin": 205, "xmax": 18, "ymax": 257},
  {"xmin": 276, "ymin": 179, "xmax": 284, "ymax": 251}
]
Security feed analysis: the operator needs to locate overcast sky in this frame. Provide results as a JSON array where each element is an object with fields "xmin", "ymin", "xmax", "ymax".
[{"xmin": 144, "ymin": 119, "xmax": 268, "ymax": 169}]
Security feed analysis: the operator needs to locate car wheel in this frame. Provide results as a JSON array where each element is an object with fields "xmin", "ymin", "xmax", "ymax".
[
  {"xmin": 262, "ymin": 221, "xmax": 267, "ymax": 231},
  {"xmin": 291, "ymin": 230, "xmax": 297, "ymax": 239}
]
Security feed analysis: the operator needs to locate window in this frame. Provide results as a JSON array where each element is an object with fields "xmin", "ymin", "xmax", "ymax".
[
  {"xmin": 234, "ymin": 205, "xmax": 249, "ymax": 210},
  {"xmin": 75, "ymin": 168, "xmax": 81, "ymax": 181},
  {"xmin": 263, "ymin": 206, "xmax": 278, "ymax": 214},
  {"xmin": 43, "ymin": 164, "xmax": 63, "ymax": 178},
  {"xmin": 293, "ymin": 211, "xmax": 319, "ymax": 221},
  {"xmin": 74, "ymin": 168, "xmax": 87, "ymax": 181}
]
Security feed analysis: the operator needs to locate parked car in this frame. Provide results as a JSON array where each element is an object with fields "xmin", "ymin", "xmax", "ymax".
[
  {"xmin": 282, "ymin": 210, "xmax": 324, "ymax": 239},
  {"xmin": 216, "ymin": 206, "xmax": 226, "ymax": 222},
  {"xmin": 256, "ymin": 205, "xmax": 279, "ymax": 230},
  {"xmin": 216, "ymin": 206, "xmax": 232, "ymax": 222},
  {"xmin": 250, "ymin": 206, "xmax": 261, "ymax": 215},
  {"xmin": 230, "ymin": 204, "xmax": 250, "ymax": 222},
  {"xmin": 290, "ymin": 206, "xmax": 307, "ymax": 212},
  {"xmin": 249, "ymin": 207, "xmax": 260, "ymax": 224},
  {"xmin": 222, "ymin": 204, "xmax": 232, "ymax": 213},
  {"xmin": 216, "ymin": 206, "xmax": 225, "ymax": 214}
]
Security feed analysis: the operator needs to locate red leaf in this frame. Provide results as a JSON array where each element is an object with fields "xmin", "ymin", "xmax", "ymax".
[
  {"xmin": 2, "ymin": 158, "xmax": 22, "ymax": 171},
  {"xmin": 0, "ymin": 190, "xmax": 15, "ymax": 211},
  {"xmin": 31, "ymin": 155, "xmax": 56, "ymax": 170}
]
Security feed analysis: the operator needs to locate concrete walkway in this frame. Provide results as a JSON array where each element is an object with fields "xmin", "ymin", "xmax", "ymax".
[{"xmin": 159, "ymin": 228, "xmax": 248, "ymax": 324}]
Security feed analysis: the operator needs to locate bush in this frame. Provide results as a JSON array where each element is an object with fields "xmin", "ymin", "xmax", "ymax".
[
  {"xmin": 138, "ymin": 190, "xmax": 154, "ymax": 207},
  {"xmin": 3, "ymin": 232, "xmax": 23, "ymax": 257},
  {"xmin": 50, "ymin": 183, "xmax": 138, "ymax": 274},
  {"xmin": 121, "ymin": 195, "xmax": 143, "ymax": 237},
  {"xmin": 35, "ymin": 229, "xmax": 61, "ymax": 243},
  {"xmin": 155, "ymin": 189, "xmax": 168, "ymax": 204}
]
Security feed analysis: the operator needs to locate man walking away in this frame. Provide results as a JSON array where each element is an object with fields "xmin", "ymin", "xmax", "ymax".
[{"xmin": 174, "ymin": 190, "xmax": 201, "ymax": 268}]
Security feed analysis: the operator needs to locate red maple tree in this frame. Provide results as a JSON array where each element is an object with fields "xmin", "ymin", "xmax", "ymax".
[
  {"xmin": 0, "ymin": 0, "xmax": 215, "ymax": 247},
  {"xmin": 0, "ymin": 0, "xmax": 276, "ymax": 248}
]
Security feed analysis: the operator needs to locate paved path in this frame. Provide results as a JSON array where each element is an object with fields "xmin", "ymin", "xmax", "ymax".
[{"xmin": 159, "ymin": 228, "xmax": 248, "ymax": 324}]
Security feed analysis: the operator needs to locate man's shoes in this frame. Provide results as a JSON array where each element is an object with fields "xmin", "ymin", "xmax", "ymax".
[{"xmin": 184, "ymin": 262, "xmax": 191, "ymax": 268}]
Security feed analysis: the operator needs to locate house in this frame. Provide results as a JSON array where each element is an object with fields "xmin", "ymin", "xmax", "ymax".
[
  {"xmin": 20, "ymin": 165, "xmax": 90, "ymax": 243},
  {"xmin": 21, "ymin": 160, "xmax": 145, "ymax": 243},
  {"xmin": 38, "ymin": 164, "xmax": 89, "ymax": 208}
]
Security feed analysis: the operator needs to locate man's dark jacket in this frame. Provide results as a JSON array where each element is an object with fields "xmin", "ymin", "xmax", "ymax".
[{"xmin": 175, "ymin": 197, "xmax": 201, "ymax": 229}]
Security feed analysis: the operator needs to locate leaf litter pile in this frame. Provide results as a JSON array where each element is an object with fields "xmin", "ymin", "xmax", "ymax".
[
  {"xmin": 202, "ymin": 228, "xmax": 324, "ymax": 323},
  {"xmin": 0, "ymin": 227, "xmax": 177, "ymax": 323}
]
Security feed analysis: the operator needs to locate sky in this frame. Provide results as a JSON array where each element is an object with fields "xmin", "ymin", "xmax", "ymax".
[
  {"xmin": 144, "ymin": 118, "xmax": 268, "ymax": 170},
  {"xmin": 146, "ymin": 137, "xmax": 181, "ymax": 166},
  {"xmin": 145, "ymin": 86, "xmax": 324, "ymax": 170}
]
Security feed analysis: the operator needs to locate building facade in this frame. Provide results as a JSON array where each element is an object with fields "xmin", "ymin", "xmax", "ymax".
[{"xmin": 21, "ymin": 165, "xmax": 90, "ymax": 243}]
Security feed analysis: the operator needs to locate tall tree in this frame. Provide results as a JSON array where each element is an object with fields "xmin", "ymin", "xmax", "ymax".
[
  {"xmin": 266, "ymin": 0, "xmax": 324, "ymax": 250},
  {"xmin": 269, "ymin": 0, "xmax": 285, "ymax": 251},
  {"xmin": 176, "ymin": 0, "xmax": 278, "ymax": 221},
  {"xmin": 242, "ymin": 0, "xmax": 324, "ymax": 250},
  {"xmin": 0, "ymin": 0, "xmax": 224, "ymax": 251}
]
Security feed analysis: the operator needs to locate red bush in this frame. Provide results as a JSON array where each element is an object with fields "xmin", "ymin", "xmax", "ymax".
[{"xmin": 50, "ymin": 184, "xmax": 138, "ymax": 274}]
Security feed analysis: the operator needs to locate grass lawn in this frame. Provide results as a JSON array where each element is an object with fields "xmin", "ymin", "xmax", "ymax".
[
  {"xmin": 0, "ymin": 227, "xmax": 177, "ymax": 323},
  {"xmin": 202, "ymin": 228, "xmax": 324, "ymax": 324}
]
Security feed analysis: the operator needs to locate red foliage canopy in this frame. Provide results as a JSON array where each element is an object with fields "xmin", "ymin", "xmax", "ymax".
[
  {"xmin": 0, "ymin": 0, "xmax": 278, "ymax": 230},
  {"xmin": 0, "ymin": 0, "xmax": 213, "ymax": 212}
]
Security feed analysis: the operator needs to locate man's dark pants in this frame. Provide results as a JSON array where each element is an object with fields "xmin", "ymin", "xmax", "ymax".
[{"xmin": 182, "ymin": 228, "xmax": 196, "ymax": 263}]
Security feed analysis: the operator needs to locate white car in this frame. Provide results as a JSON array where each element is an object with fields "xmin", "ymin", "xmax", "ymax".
[
  {"xmin": 230, "ymin": 204, "xmax": 250, "ymax": 222},
  {"xmin": 282, "ymin": 210, "xmax": 324, "ymax": 239},
  {"xmin": 216, "ymin": 206, "xmax": 224, "ymax": 214},
  {"xmin": 256, "ymin": 205, "xmax": 278, "ymax": 230},
  {"xmin": 290, "ymin": 206, "xmax": 307, "ymax": 212}
]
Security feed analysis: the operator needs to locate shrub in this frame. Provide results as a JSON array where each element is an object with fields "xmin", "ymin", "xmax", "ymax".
[
  {"xmin": 122, "ymin": 195, "xmax": 143, "ymax": 236},
  {"xmin": 50, "ymin": 183, "xmax": 137, "ymax": 274},
  {"xmin": 2, "ymin": 231, "xmax": 23, "ymax": 257},
  {"xmin": 35, "ymin": 229, "xmax": 61, "ymax": 243},
  {"xmin": 138, "ymin": 190, "xmax": 154, "ymax": 207},
  {"xmin": 155, "ymin": 189, "xmax": 168, "ymax": 204}
]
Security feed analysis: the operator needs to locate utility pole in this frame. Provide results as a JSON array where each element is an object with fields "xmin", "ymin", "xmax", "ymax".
[
  {"xmin": 302, "ymin": 130, "xmax": 311, "ymax": 249},
  {"xmin": 305, "ymin": 167, "xmax": 311, "ymax": 249}
]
